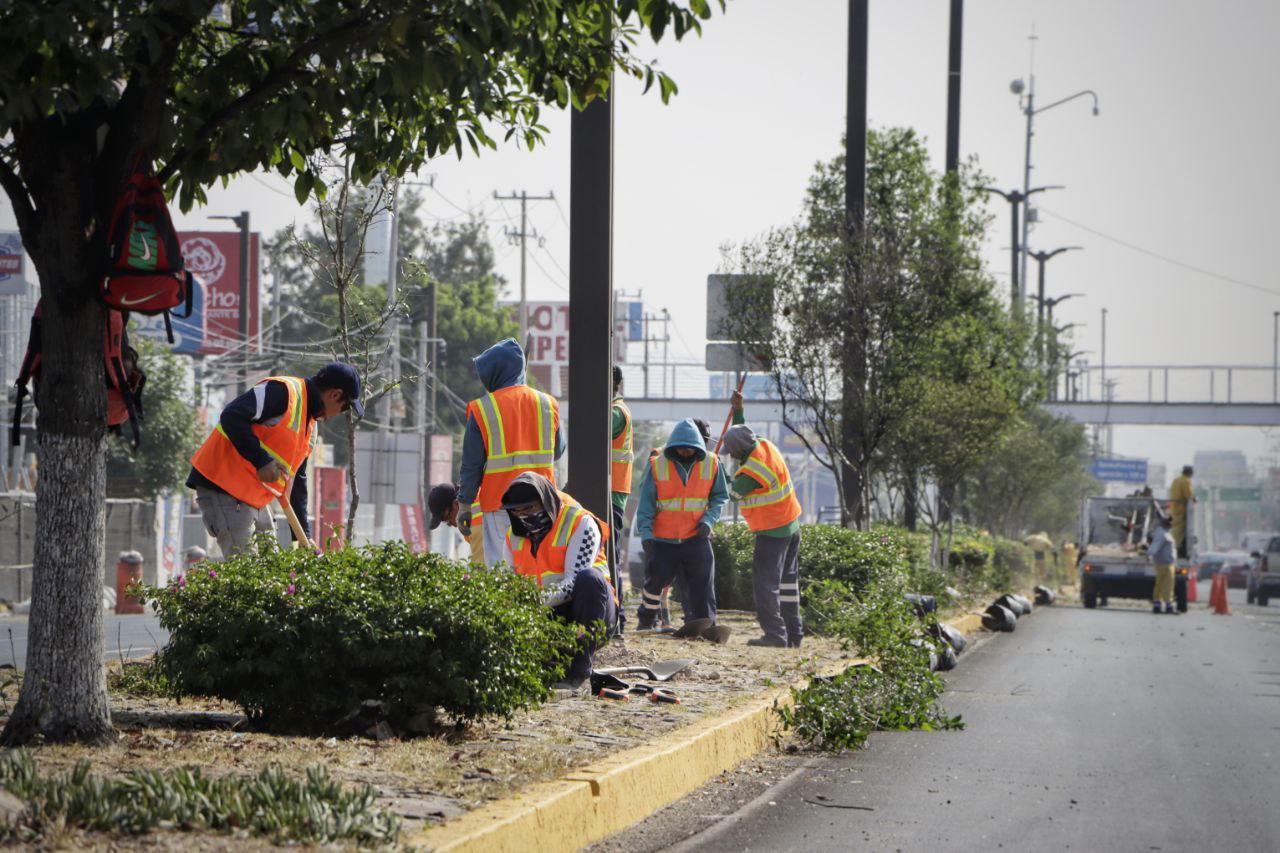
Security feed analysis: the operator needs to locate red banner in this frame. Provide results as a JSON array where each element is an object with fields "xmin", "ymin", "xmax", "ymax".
[
  {"xmin": 178, "ymin": 231, "xmax": 260, "ymax": 355},
  {"xmin": 314, "ymin": 466, "xmax": 347, "ymax": 551},
  {"xmin": 400, "ymin": 503, "xmax": 429, "ymax": 554}
]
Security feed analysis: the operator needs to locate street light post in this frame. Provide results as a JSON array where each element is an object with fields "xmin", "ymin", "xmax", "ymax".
[
  {"xmin": 980, "ymin": 185, "xmax": 1062, "ymax": 313},
  {"xmin": 1273, "ymin": 311, "xmax": 1278, "ymax": 403},
  {"xmin": 1011, "ymin": 77, "xmax": 1099, "ymax": 291},
  {"xmin": 210, "ymin": 211, "xmax": 250, "ymax": 395},
  {"xmin": 1029, "ymin": 246, "xmax": 1081, "ymax": 362}
]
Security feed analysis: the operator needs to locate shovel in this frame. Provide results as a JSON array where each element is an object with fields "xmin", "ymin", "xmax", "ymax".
[{"xmin": 593, "ymin": 658, "xmax": 696, "ymax": 682}]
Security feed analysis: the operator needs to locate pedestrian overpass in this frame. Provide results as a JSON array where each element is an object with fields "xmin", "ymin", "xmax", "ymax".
[{"xmin": 621, "ymin": 363, "xmax": 1280, "ymax": 427}]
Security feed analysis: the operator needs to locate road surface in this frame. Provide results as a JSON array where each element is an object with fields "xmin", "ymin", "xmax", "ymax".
[
  {"xmin": 599, "ymin": 580, "xmax": 1280, "ymax": 852},
  {"xmin": 0, "ymin": 613, "xmax": 168, "ymax": 667}
]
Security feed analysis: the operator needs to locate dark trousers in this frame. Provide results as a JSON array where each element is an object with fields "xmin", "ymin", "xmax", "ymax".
[
  {"xmin": 610, "ymin": 502, "xmax": 626, "ymax": 634},
  {"xmin": 639, "ymin": 538, "xmax": 716, "ymax": 623},
  {"xmin": 551, "ymin": 567, "xmax": 617, "ymax": 679},
  {"xmin": 752, "ymin": 531, "xmax": 802, "ymax": 643}
]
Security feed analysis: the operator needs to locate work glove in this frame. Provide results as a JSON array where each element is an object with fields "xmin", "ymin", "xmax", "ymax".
[
  {"xmin": 730, "ymin": 389, "xmax": 744, "ymax": 412},
  {"xmin": 641, "ymin": 539, "xmax": 654, "ymax": 564},
  {"xmin": 257, "ymin": 460, "xmax": 288, "ymax": 484},
  {"xmin": 456, "ymin": 507, "xmax": 473, "ymax": 536},
  {"xmin": 696, "ymin": 523, "xmax": 712, "ymax": 539}
]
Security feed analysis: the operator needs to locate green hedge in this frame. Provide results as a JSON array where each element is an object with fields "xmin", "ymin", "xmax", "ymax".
[{"xmin": 142, "ymin": 541, "xmax": 579, "ymax": 730}]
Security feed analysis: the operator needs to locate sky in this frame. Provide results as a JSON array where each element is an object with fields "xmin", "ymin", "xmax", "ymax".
[{"xmin": 5, "ymin": 0, "xmax": 1280, "ymax": 480}]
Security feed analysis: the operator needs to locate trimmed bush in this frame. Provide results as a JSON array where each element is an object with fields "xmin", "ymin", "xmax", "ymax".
[{"xmin": 141, "ymin": 541, "xmax": 579, "ymax": 730}]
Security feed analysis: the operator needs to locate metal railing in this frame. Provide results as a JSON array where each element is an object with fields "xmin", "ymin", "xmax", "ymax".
[{"xmin": 1060, "ymin": 364, "xmax": 1280, "ymax": 406}]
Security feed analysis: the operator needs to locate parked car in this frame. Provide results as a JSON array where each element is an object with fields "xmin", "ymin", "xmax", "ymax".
[
  {"xmin": 1196, "ymin": 551, "xmax": 1228, "ymax": 580},
  {"xmin": 1221, "ymin": 551, "xmax": 1253, "ymax": 589},
  {"xmin": 1247, "ymin": 537, "xmax": 1280, "ymax": 606}
]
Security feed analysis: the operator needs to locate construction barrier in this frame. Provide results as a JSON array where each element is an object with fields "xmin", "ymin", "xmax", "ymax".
[{"xmin": 1209, "ymin": 572, "xmax": 1231, "ymax": 615}]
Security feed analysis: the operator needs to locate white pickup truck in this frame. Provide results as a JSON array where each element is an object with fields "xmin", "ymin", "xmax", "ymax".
[{"xmin": 1077, "ymin": 495, "xmax": 1190, "ymax": 611}]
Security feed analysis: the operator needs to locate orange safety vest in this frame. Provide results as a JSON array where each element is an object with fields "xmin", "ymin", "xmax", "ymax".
[
  {"xmin": 736, "ymin": 438, "xmax": 802, "ymax": 532},
  {"xmin": 611, "ymin": 397, "xmax": 633, "ymax": 495},
  {"xmin": 507, "ymin": 491, "xmax": 611, "ymax": 593},
  {"xmin": 650, "ymin": 452, "xmax": 719, "ymax": 540},
  {"xmin": 466, "ymin": 385, "xmax": 559, "ymax": 512},
  {"xmin": 190, "ymin": 376, "xmax": 314, "ymax": 509}
]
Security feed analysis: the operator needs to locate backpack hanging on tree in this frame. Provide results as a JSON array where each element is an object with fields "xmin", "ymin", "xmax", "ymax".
[
  {"xmin": 100, "ymin": 167, "xmax": 193, "ymax": 342},
  {"xmin": 11, "ymin": 301, "xmax": 147, "ymax": 449}
]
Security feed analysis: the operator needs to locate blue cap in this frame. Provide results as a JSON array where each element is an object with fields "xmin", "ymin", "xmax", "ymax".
[{"xmin": 313, "ymin": 362, "xmax": 365, "ymax": 418}]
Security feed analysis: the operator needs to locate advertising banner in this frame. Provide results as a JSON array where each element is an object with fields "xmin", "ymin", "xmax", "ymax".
[
  {"xmin": 0, "ymin": 232, "xmax": 26, "ymax": 296},
  {"xmin": 314, "ymin": 465, "xmax": 347, "ymax": 551},
  {"xmin": 400, "ymin": 503, "xmax": 429, "ymax": 553},
  {"xmin": 132, "ymin": 275, "xmax": 208, "ymax": 353},
  {"xmin": 521, "ymin": 301, "xmax": 628, "ymax": 398},
  {"xmin": 177, "ymin": 231, "xmax": 259, "ymax": 355}
]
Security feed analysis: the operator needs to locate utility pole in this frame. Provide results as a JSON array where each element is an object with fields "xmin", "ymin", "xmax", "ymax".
[
  {"xmin": 1028, "ymin": 246, "xmax": 1081, "ymax": 362},
  {"xmin": 842, "ymin": 0, "xmax": 869, "ymax": 528},
  {"xmin": 945, "ymin": 0, "xmax": 963, "ymax": 175},
  {"xmin": 494, "ymin": 190, "xmax": 554, "ymax": 347}
]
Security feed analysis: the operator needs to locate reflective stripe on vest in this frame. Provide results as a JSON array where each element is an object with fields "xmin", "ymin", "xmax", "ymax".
[
  {"xmin": 737, "ymin": 439, "xmax": 802, "ymax": 531},
  {"xmin": 189, "ymin": 376, "xmax": 313, "ymax": 510},
  {"xmin": 651, "ymin": 453, "xmax": 719, "ymax": 541},
  {"xmin": 466, "ymin": 385, "xmax": 559, "ymax": 511},
  {"xmin": 611, "ymin": 398, "xmax": 634, "ymax": 495}
]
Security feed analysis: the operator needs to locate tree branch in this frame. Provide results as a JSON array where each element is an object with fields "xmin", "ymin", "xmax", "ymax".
[
  {"xmin": 0, "ymin": 156, "xmax": 35, "ymax": 240},
  {"xmin": 157, "ymin": 8, "xmax": 381, "ymax": 183}
]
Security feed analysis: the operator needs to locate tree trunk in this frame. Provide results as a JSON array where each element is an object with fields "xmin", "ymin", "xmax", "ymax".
[
  {"xmin": 904, "ymin": 475, "xmax": 919, "ymax": 531},
  {"xmin": 2, "ymin": 128, "xmax": 116, "ymax": 745}
]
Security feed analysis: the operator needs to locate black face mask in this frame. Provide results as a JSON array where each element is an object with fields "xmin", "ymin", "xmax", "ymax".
[{"xmin": 515, "ymin": 510, "xmax": 553, "ymax": 539}]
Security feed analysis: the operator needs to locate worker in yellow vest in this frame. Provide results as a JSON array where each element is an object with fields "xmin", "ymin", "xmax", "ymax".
[
  {"xmin": 722, "ymin": 422, "xmax": 803, "ymax": 648},
  {"xmin": 457, "ymin": 339, "xmax": 564, "ymax": 563},
  {"xmin": 187, "ymin": 363, "xmax": 363, "ymax": 557},
  {"xmin": 501, "ymin": 473, "xmax": 616, "ymax": 692},
  {"xmin": 634, "ymin": 419, "xmax": 729, "ymax": 635},
  {"xmin": 610, "ymin": 366, "xmax": 633, "ymax": 612},
  {"xmin": 1169, "ymin": 465, "xmax": 1195, "ymax": 559}
]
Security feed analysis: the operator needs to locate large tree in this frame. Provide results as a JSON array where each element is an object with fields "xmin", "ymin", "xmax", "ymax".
[{"xmin": 0, "ymin": 0, "xmax": 720, "ymax": 744}]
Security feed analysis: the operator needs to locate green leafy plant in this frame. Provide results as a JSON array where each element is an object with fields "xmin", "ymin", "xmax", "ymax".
[
  {"xmin": 777, "ymin": 570, "xmax": 962, "ymax": 749},
  {"xmin": 0, "ymin": 750, "xmax": 399, "ymax": 845},
  {"xmin": 105, "ymin": 660, "xmax": 170, "ymax": 699},
  {"xmin": 140, "ymin": 542, "xmax": 579, "ymax": 730}
]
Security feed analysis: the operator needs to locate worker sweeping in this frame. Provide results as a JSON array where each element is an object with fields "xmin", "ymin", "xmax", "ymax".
[
  {"xmin": 500, "ymin": 472, "xmax": 617, "ymax": 693},
  {"xmin": 721, "ymin": 421, "xmax": 804, "ymax": 648},
  {"xmin": 187, "ymin": 363, "xmax": 363, "ymax": 557},
  {"xmin": 609, "ymin": 366, "xmax": 632, "ymax": 625},
  {"xmin": 457, "ymin": 339, "xmax": 565, "ymax": 564},
  {"xmin": 1024, "ymin": 532, "xmax": 1055, "ymax": 581},
  {"xmin": 634, "ymin": 419, "xmax": 729, "ymax": 638}
]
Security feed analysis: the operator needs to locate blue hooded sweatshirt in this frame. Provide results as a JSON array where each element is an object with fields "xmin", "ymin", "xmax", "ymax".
[
  {"xmin": 635, "ymin": 419, "xmax": 729, "ymax": 543},
  {"xmin": 458, "ymin": 338, "xmax": 566, "ymax": 507}
]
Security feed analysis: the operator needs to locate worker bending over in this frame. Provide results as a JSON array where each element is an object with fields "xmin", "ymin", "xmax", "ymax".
[
  {"xmin": 634, "ymin": 419, "xmax": 729, "ymax": 635},
  {"xmin": 187, "ymin": 363, "xmax": 363, "ymax": 557},
  {"xmin": 501, "ymin": 473, "xmax": 617, "ymax": 692},
  {"xmin": 722, "ymin": 422, "xmax": 804, "ymax": 648},
  {"xmin": 457, "ymin": 339, "xmax": 565, "ymax": 563}
]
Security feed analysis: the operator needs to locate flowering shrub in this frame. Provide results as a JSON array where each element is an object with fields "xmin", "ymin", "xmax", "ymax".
[{"xmin": 140, "ymin": 541, "xmax": 579, "ymax": 730}]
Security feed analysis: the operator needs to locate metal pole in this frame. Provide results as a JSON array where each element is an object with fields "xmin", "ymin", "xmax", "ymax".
[
  {"xmin": 416, "ymin": 320, "xmax": 428, "ymax": 501},
  {"xmin": 1021, "ymin": 83, "xmax": 1034, "ymax": 305},
  {"xmin": 1010, "ymin": 197, "xmax": 1021, "ymax": 313},
  {"xmin": 1100, "ymin": 307, "xmax": 1107, "ymax": 396},
  {"xmin": 387, "ymin": 183, "xmax": 401, "ymax": 423},
  {"xmin": 428, "ymin": 281, "xmax": 437, "ymax": 434},
  {"xmin": 1035, "ymin": 254, "xmax": 1046, "ymax": 359},
  {"xmin": 1273, "ymin": 311, "xmax": 1278, "ymax": 403},
  {"xmin": 945, "ymin": 0, "xmax": 963, "ymax": 174},
  {"xmin": 236, "ymin": 211, "xmax": 250, "ymax": 395},
  {"xmin": 519, "ymin": 192, "xmax": 527, "ymax": 345},
  {"xmin": 567, "ymin": 52, "xmax": 614, "ymax": 528},
  {"xmin": 642, "ymin": 313, "xmax": 650, "ymax": 397},
  {"xmin": 842, "ymin": 0, "xmax": 869, "ymax": 525}
]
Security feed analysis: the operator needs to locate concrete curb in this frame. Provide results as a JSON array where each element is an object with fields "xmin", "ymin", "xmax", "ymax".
[{"xmin": 409, "ymin": 613, "xmax": 990, "ymax": 852}]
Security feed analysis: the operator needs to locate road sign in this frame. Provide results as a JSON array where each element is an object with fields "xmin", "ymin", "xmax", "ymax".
[
  {"xmin": 705, "ymin": 342, "xmax": 770, "ymax": 373},
  {"xmin": 706, "ymin": 274, "xmax": 772, "ymax": 341},
  {"xmin": 1089, "ymin": 458, "xmax": 1148, "ymax": 484},
  {"xmin": 1218, "ymin": 487, "xmax": 1261, "ymax": 502}
]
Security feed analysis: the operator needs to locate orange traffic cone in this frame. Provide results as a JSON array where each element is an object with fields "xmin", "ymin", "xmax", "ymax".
[
  {"xmin": 1211, "ymin": 573, "xmax": 1231, "ymax": 615},
  {"xmin": 1187, "ymin": 569, "xmax": 1198, "ymax": 603}
]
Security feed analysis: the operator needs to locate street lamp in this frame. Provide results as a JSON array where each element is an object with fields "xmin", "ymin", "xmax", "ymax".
[
  {"xmin": 1274, "ymin": 311, "xmax": 1279, "ymax": 403},
  {"xmin": 210, "ymin": 211, "xmax": 250, "ymax": 395},
  {"xmin": 1028, "ymin": 246, "xmax": 1081, "ymax": 366},
  {"xmin": 980, "ymin": 184, "xmax": 1063, "ymax": 313},
  {"xmin": 1012, "ymin": 77, "xmax": 1099, "ymax": 292}
]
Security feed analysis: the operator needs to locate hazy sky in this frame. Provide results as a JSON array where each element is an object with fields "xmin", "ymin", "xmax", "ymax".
[{"xmin": 5, "ymin": 0, "xmax": 1279, "ymax": 479}]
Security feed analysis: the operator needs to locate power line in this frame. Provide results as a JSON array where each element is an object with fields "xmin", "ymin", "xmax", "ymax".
[{"xmin": 1038, "ymin": 205, "xmax": 1280, "ymax": 298}]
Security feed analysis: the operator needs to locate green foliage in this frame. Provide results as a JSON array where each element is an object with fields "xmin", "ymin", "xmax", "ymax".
[
  {"xmin": 104, "ymin": 336, "xmax": 201, "ymax": 499},
  {"xmin": 723, "ymin": 128, "xmax": 1037, "ymax": 525},
  {"xmin": 141, "ymin": 542, "xmax": 579, "ymax": 729},
  {"xmin": 947, "ymin": 530, "xmax": 993, "ymax": 575},
  {"xmin": 0, "ymin": 750, "xmax": 398, "ymax": 846},
  {"xmin": 105, "ymin": 660, "xmax": 171, "ymax": 699},
  {"xmin": 961, "ymin": 408, "xmax": 1097, "ymax": 539},
  {"xmin": 777, "ymin": 577, "xmax": 962, "ymax": 750}
]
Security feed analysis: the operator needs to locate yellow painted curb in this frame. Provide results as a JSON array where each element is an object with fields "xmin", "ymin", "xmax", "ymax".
[
  {"xmin": 947, "ymin": 612, "xmax": 986, "ymax": 636},
  {"xmin": 408, "ymin": 614, "xmax": 978, "ymax": 852}
]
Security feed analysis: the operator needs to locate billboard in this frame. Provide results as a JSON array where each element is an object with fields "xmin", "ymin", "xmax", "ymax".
[
  {"xmin": 521, "ymin": 301, "xmax": 628, "ymax": 397},
  {"xmin": 0, "ymin": 232, "xmax": 26, "ymax": 296},
  {"xmin": 180, "ymin": 231, "xmax": 260, "ymax": 355}
]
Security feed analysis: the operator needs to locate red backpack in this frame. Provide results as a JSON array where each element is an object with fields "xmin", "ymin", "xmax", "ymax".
[
  {"xmin": 11, "ymin": 301, "xmax": 146, "ymax": 449},
  {"xmin": 101, "ymin": 168, "xmax": 193, "ymax": 342}
]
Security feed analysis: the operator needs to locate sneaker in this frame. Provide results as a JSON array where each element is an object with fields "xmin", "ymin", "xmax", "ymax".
[
  {"xmin": 1152, "ymin": 604, "xmax": 1162, "ymax": 614},
  {"xmin": 746, "ymin": 634, "xmax": 788, "ymax": 648},
  {"xmin": 1164, "ymin": 603, "xmax": 1175, "ymax": 614},
  {"xmin": 552, "ymin": 676, "xmax": 589, "ymax": 699}
]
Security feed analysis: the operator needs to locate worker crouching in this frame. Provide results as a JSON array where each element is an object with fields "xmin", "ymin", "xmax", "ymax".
[{"xmin": 501, "ymin": 472, "xmax": 617, "ymax": 692}]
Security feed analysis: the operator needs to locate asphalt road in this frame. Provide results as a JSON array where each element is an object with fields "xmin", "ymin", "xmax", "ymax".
[
  {"xmin": 0, "ymin": 613, "xmax": 168, "ymax": 667},
  {"xmin": 604, "ymin": 580, "xmax": 1280, "ymax": 853}
]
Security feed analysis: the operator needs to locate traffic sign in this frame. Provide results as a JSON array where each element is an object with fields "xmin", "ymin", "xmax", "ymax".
[
  {"xmin": 1218, "ymin": 487, "xmax": 1261, "ymax": 502},
  {"xmin": 1089, "ymin": 458, "xmax": 1148, "ymax": 484}
]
